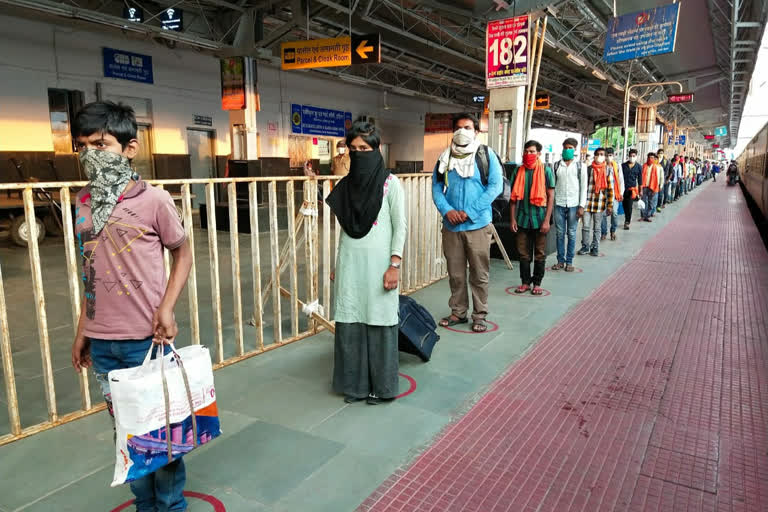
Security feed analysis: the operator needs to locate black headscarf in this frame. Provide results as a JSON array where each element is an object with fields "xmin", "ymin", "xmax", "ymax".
[{"xmin": 326, "ymin": 150, "xmax": 391, "ymax": 239}]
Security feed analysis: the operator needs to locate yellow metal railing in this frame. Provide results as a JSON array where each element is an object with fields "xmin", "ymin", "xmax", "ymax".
[{"xmin": 0, "ymin": 174, "xmax": 446, "ymax": 446}]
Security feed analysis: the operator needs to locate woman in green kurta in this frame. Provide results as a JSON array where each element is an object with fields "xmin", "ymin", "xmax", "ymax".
[{"xmin": 326, "ymin": 122, "xmax": 407, "ymax": 405}]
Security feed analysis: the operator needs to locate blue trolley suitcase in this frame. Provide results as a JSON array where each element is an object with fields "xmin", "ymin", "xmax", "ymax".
[{"xmin": 398, "ymin": 295, "xmax": 440, "ymax": 362}]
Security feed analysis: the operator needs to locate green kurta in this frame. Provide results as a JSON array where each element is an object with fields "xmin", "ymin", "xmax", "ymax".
[{"xmin": 333, "ymin": 174, "xmax": 407, "ymax": 326}]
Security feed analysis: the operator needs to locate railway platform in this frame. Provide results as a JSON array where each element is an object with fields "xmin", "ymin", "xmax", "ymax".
[{"xmin": 1, "ymin": 178, "xmax": 766, "ymax": 511}]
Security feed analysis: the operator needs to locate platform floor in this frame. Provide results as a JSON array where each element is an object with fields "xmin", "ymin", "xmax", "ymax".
[
  {"xmin": 360, "ymin": 180, "xmax": 768, "ymax": 512},
  {"xmin": 1, "ymin": 178, "xmax": 765, "ymax": 512}
]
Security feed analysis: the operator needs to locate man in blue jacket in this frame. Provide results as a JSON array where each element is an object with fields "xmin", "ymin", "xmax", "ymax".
[{"xmin": 432, "ymin": 113, "xmax": 503, "ymax": 333}]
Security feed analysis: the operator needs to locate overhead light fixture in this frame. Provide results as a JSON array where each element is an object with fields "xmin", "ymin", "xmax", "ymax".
[
  {"xmin": 566, "ymin": 54, "xmax": 585, "ymax": 67},
  {"xmin": 612, "ymin": 83, "xmax": 624, "ymax": 92},
  {"xmin": 591, "ymin": 69, "xmax": 607, "ymax": 80},
  {"xmin": 340, "ymin": 74, "xmax": 368, "ymax": 85}
]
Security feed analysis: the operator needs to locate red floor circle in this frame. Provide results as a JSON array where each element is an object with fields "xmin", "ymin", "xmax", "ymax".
[
  {"xmin": 111, "ymin": 491, "xmax": 226, "ymax": 512},
  {"xmin": 505, "ymin": 287, "xmax": 552, "ymax": 297},
  {"xmin": 551, "ymin": 266, "xmax": 584, "ymax": 273},
  {"xmin": 442, "ymin": 320, "xmax": 500, "ymax": 334},
  {"xmin": 396, "ymin": 372, "xmax": 417, "ymax": 399}
]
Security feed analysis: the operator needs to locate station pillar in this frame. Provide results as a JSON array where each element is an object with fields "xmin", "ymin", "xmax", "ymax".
[
  {"xmin": 488, "ymin": 87, "xmax": 525, "ymax": 164},
  {"xmin": 229, "ymin": 56, "xmax": 259, "ymax": 160}
]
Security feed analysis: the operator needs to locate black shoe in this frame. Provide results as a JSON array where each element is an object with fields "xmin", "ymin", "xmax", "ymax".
[
  {"xmin": 577, "ymin": 248, "xmax": 590, "ymax": 256},
  {"xmin": 590, "ymin": 250, "xmax": 599, "ymax": 257},
  {"xmin": 344, "ymin": 395, "xmax": 365, "ymax": 404},
  {"xmin": 366, "ymin": 394, "xmax": 392, "ymax": 405}
]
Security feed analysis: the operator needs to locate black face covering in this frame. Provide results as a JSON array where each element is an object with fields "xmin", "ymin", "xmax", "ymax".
[{"xmin": 326, "ymin": 150, "xmax": 390, "ymax": 239}]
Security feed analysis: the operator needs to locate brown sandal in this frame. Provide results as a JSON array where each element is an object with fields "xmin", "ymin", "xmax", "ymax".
[
  {"xmin": 610, "ymin": 233, "xmax": 617, "ymax": 241},
  {"xmin": 551, "ymin": 262, "xmax": 565, "ymax": 270},
  {"xmin": 439, "ymin": 315, "xmax": 468, "ymax": 327}
]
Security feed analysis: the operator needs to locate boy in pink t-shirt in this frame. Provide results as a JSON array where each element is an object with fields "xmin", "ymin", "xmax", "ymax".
[{"xmin": 70, "ymin": 102, "xmax": 192, "ymax": 512}]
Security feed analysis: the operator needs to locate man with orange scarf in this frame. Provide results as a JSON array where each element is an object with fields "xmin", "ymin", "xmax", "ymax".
[
  {"xmin": 600, "ymin": 148, "xmax": 624, "ymax": 241},
  {"xmin": 510, "ymin": 140, "xmax": 556, "ymax": 295},
  {"xmin": 577, "ymin": 147, "xmax": 615, "ymax": 257},
  {"xmin": 640, "ymin": 152, "xmax": 663, "ymax": 222}
]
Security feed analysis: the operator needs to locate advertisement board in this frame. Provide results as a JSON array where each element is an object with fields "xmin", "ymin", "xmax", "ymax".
[
  {"xmin": 603, "ymin": 3, "xmax": 680, "ymax": 63},
  {"xmin": 486, "ymin": 15, "xmax": 530, "ymax": 89},
  {"xmin": 221, "ymin": 57, "xmax": 246, "ymax": 111}
]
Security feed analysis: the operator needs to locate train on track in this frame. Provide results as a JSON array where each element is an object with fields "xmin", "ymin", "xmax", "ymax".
[{"xmin": 737, "ymin": 121, "xmax": 768, "ymax": 221}]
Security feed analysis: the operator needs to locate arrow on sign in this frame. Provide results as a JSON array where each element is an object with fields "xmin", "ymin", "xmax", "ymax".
[{"xmin": 356, "ymin": 40, "xmax": 374, "ymax": 59}]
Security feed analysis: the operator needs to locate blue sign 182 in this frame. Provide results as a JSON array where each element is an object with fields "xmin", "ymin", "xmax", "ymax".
[
  {"xmin": 603, "ymin": 3, "xmax": 680, "ymax": 64},
  {"xmin": 291, "ymin": 104, "xmax": 352, "ymax": 138},
  {"xmin": 103, "ymin": 48, "xmax": 153, "ymax": 84}
]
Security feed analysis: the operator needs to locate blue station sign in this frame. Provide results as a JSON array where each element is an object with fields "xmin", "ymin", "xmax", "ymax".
[
  {"xmin": 103, "ymin": 48, "xmax": 153, "ymax": 84},
  {"xmin": 603, "ymin": 3, "xmax": 681, "ymax": 64},
  {"xmin": 291, "ymin": 104, "xmax": 352, "ymax": 138}
]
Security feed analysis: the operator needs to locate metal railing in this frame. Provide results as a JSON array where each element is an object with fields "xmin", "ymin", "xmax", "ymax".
[{"xmin": 0, "ymin": 174, "xmax": 446, "ymax": 446}]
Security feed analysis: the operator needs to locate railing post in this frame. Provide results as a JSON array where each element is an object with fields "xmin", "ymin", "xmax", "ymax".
[
  {"xmin": 206, "ymin": 183, "xmax": 224, "ymax": 363},
  {"xmin": 181, "ymin": 184, "xmax": 201, "ymax": 345},
  {"xmin": 228, "ymin": 182, "xmax": 244, "ymax": 356}
]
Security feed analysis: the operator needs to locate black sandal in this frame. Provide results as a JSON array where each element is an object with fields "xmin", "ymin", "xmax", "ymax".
[
  {"xmin": 439, "ymin": 315, "xmax": 468, "ymax": 327},
  {"xmin": 472, "ymin": 321, "xmax": 488, "ymax": 333}
]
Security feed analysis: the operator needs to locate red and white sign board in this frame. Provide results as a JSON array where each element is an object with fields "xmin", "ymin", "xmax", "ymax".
[{"xmin": 486, "ymin": 15, "xmax": 530, "ymax": 89}]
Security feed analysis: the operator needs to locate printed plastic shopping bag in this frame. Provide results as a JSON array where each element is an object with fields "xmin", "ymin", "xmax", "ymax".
[
  {"xmin": 108, "ymin": 344, "xmax": 221, "ymax": 486},
  {"xmin": 637, "ymin": 199, "xmax": 645, "ymax": 211},
  {"xmin": 617, "ymin": 200, "xmax": 624, "ymax": 216}
]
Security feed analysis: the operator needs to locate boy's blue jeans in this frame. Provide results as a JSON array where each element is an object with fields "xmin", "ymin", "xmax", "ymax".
[
  {"xmin": 554, "ymin": 205, "xmax": 579, "ymax": 264},
  {"xmin": 91, "ymin": 337, "xmax": 187, "ymax": 512}
]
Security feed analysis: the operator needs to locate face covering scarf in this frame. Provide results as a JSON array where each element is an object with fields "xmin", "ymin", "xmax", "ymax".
[
  {"xmin": 510, "ymin": 156, "xmax": 547, "ymax": 207},
  {"xmin": 437, "ymin": 128, "xmax": 480, "ymax": 178},
  {"xmin": 80, "ymin": 148, "xmax": 136, "ymax": 234},
  {"xmin": 326, "ymin": 150, "xmax": 390, "ymax": 239},
  {"xmin": 590, "ymin": 159, "xmax": 608, "ymax": 192}
]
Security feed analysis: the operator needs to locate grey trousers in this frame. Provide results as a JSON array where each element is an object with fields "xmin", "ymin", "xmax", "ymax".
[
  {"xmin": 333, "ymin": 322, "xmax": 399, "ymax": 399},
  {"xmin": 581, "ymin": 211, "xmax": 604, "ymax": 252}
]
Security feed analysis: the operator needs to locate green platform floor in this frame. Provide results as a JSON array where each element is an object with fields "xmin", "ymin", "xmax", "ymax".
[{"xmin": 0, "ymin": 185, "xmax": 711, "ymax": 512}]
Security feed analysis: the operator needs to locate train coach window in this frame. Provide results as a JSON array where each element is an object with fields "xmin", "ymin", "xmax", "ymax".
[{"xmin": 48, "ymin": 88, "xmax": 84, "ymax": 153}]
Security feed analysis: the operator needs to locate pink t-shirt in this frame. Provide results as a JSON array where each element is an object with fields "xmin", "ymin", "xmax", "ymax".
[{"xmin": 75, "ymin": 180, "xmax": 186, "ymax": 340}]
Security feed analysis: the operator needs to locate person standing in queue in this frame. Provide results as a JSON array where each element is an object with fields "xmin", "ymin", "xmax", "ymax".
[
  {"xmin": 621, "ymin": 149, "xmax": 642, "ymax": 230},
  {"xmin": 551, "ymin": 138, "xmax": 586, "ymax": 273},
  {"xmin": 510, "ymin": 140, "xmax": 556, "ymax": 294},
  {"xmin": 600, "ymin": 148, "xmax": 623, "ymax": 241},
  {"xmin": 327, "ymin": 121, "xmax": 407, "ymax": 405},
  {"xmin": 432, "ymin": 113, "xmax": 503, "ymax": 333},
  {"xmin": 640, "ymin": 152, "xmax": 662, "ymax": 222},
  {"xmin": 578, "ymin": 147, "xmax": 614, "ymax": 256}
]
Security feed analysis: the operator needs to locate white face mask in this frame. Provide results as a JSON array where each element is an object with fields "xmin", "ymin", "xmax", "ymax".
[
  {"xmin": 629, "ymin": 156, "xmax": 637, "ymax": 163},
  {"xmin": 595, "ymin": 155, "xmax": 606, "ymax": 164},
  {"xmin": 338, "ymin": 147, "xmax": 346, "ymax": 154},
  {"xmin": 607, "ymin": 155, "xmax": 613, "ymax": 162},
  {"xmin": 452, "ymin": 128, "xmax": 476, "ymax": 146}
]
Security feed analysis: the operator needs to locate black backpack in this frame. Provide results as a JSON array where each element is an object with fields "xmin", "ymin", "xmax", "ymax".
[{"xmin": 435, "ymin": 145, "xmax": 511, "ymax": 222}]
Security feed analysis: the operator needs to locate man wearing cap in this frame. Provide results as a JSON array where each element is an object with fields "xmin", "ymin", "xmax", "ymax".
[{"xmin": 331, "ymin": 140, "xmax": 350, "ymax": 177}]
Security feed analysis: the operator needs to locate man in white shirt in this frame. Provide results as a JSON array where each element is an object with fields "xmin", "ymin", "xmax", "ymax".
[{"xmin": 551, "ymin": 138, "xmax": 587, "ymax": 272}]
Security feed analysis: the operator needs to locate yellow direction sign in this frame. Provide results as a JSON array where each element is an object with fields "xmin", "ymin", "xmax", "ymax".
[
  {"xmin": 281, "ymin": 37, "xmax": 352, "ymax": 70},
  {"xmin": 281, "ymin": 34, "xmax": 381, "ymax": 70}
]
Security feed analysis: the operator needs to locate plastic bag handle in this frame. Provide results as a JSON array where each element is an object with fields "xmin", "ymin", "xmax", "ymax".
[{"xmin": 158, "ymin": 344, "xmax": 199, "ymax": 463}]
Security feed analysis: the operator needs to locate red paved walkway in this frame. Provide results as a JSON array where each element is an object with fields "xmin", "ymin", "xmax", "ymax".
[{"xmin": 359, "ymin": 182, "xmax": 768, "ymax": 512}]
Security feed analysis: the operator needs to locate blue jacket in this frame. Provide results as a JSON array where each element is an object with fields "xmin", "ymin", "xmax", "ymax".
[{"xmin": 431, "ymin": 148, "xmax": 503, "ymax": 232}]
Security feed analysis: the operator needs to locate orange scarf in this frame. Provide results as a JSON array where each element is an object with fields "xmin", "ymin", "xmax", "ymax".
[
  {"xmin": 591, "ymin": 161, "xmax": 608, "ymax": 192},
  {"xmin": 511, "ymin": 160, "xmax": 547, "ymax": 207},
  {"xmin": 642, "ymin": 163, "xmax": 660, "ymax": 192},
  {"xmin": 610, "ymin": 161, "xmax": 621, "ymax": 199},
  {"xmin": 627, "ymin": 186, "xmax": 638, "ymax": 200}
]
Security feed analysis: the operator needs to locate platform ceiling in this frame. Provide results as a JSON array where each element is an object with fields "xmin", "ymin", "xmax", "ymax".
[{"xmin": 1, "ymin": 0, "xmax": 766, "ymax": 145}]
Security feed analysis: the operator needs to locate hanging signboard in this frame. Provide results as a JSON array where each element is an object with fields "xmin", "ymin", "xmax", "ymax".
[
  {"xmin": 603, "ymin": 3, "xmax": 680, "ymax": 63},
  {"xmin": 587, "ymin": 139, "xmax": 601, "ymax": 151},
  {"xmin": 533, "ymin": 93, "xmax": 550, "ymax": 110},
  {"xmin": 161, "ymin": 8, "xmax": 183, "ymax": 31},
  {"xmin": 424, "ymin": 113, "xmax": 458, "ymax": 133},
  {"xmin": 677, "ymin": 135, "xmax": 687, "ymax": 145},
  {"xmin": 291, "ymin": 104, "xmax": 352, "ymax": 137},
  {"xmin": 122, "ymin": 6, "xmax": 143, "ymax": 23},
  {"xmin": 714, "ymin": 125, "xmax": 728, "ymax": 136},
  {"xmin": 103, "ymin": 48, "xmax": 153, "ymax": 84},
  {"xmin": 486, "ymin": 15, "xmax": 530, "ymax": 89},
  {"xmin": 668, "ymin": 92, "xmax": 694, "ymax": 104},
  {"xmin": 704, "ymin": 134, "xmax": 715, "ymax": 140},
  {"xmin": 281, "ymin": 34, "xmax": 380, "ymax": 70},
  {"xmin": 221, "ymin": 57, "xmax": 246, "ymax": 111}
]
